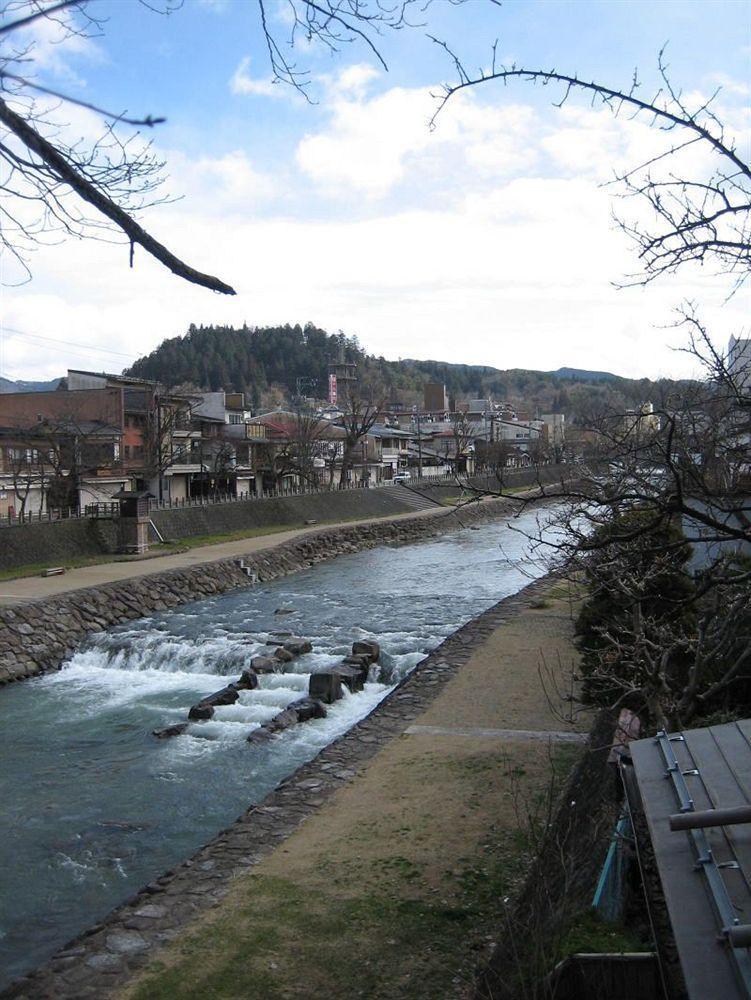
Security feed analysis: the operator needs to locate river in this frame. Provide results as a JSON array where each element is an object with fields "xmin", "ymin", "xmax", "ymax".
[{"xmin": 0, "ymin": 507, "xmax": 558, "ymax": 988}]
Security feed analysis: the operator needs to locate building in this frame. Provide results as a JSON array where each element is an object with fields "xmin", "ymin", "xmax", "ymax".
[
  {"xmin": 67, "ymin": 370, "xmax": 200, "ymax": 501},
  {"xmin": 541, "ymin": 412, "xmax": 566, "ymax": 459},
  {"xmin": 0, "ymin": 387, "xmax": 125, "ymax": 515},
  {"xmin": 423, "ymin": 382, "xmax": 449, "ymax": 415},
  {"xmin": 729, "ymin": 336, "xmax": 751, "ymax": 393},
  {"xmin": 242, "ymin": 410, "xmax": 349, "ymax": 491},
  {"xmin": 622, "ymin": 402, "xmax": 661, "ymax": 438}
]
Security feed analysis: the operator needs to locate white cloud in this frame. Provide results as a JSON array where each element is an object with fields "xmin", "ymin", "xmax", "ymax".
[
  {"xmin": 230, "ymin": 56, "xmax": 284, "ymax": 98},
  {"xmin": 705, "ymin": 72, "xmax": 750, "ymax": 98},
  {"xmin": 329, "ymin": 63, "xmax": 380, "ymax": 97},
  {"xmin": 166, "ymin": 150, "xmax": 278, "ymax": 210},
  {"xmin": 3, "ymin": 71, "xmax": 749, "ymax": 386}
]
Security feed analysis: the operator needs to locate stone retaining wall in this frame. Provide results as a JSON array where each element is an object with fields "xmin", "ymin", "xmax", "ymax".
[
  {"xmin": 0, "ymin": 575, "xmax": 555, "ymax": 1000},
  {"xmin": 0, "ymin": 519, "xmax": 119, "ymax": 572},
  {"xmin": 0, "ymin": 488, "xmax": 416, "ymax": 571},
  {"xmin": 0, "ymin": 496, "xmax": 531, "ymax": 685},
  {"xmin": 148, "ymin": 485, "xmax": 415, "ymax": 542}
]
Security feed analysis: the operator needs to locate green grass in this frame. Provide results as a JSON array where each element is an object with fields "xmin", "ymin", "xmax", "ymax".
[
  {"xmin": 557, "ymin": 909, "xmax": 647, "ymax": 956},
  {"xmin": 128, "ymin": 874, "xmax": 498, "ymax": 1000},
  {"xmin": 0, "ymin": 553, "xmax": 121, "ymax": 583}
]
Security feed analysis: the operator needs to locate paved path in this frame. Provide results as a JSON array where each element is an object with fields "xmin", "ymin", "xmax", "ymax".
[{"xmin": 0, "ymin": 505, "xmax": 454, "ymax": 606}]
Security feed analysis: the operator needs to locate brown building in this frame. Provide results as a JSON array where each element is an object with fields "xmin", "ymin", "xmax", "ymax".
[{"xmin": 423, "ymin": 382, "xmax": 449, "ymax": 414}]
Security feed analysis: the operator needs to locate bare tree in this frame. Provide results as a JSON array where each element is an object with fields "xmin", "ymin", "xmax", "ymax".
[
  {"xmin": 450, "ymin": 410, "xmax": 473, "ymax": 474},
  {"xmin": 430, "ymin": 47, "xmax": 750, "ymax": 290},
  {"xmin": 255, "ymin": 0, "xmax": 436, "ymax": 97},
  {"xmin": 1, "ymin": 435, "xmax": 39, "ymax": 515},
  {"xmin": 338, "ymin": 380, "xmax": 387, "ymax": 485},
  {"xmin": 286, "ymin": 407, "xmax": 331, "ymax": 488},
  {"xmin": 141, "ymin": 390, "xmax": 196, "ymax": 501},
  {"xmin": 0, "ymin": 0, "xmax": 449, "ymax": 290},
  {"xmin": 0, "ymin": 1, "xmax": 236, "ymax": 291}
]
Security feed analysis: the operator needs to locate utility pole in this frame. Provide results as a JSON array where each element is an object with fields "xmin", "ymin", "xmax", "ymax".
[
  {"xmin": 156, "ymin": 391, "xmax": 163, "ymax": 502},
  {"xmin": 417, "ymin": 406, "xmax": 423, "ymax": 478}
]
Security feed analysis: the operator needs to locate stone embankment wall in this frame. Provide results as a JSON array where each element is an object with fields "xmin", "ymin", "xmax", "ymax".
[
  {"xmin": 0, "ymin": 496, "xmax": 533, "ymax": 685},
  {"xmin": 0, "ymin": 519, "xmax": 118, "ymax": 572},
  {"xmin": 148, "ymin": 486, "xmax": 415, "ymax": 542},
  {"xmin": 0, "ymin": 489, "xmax": 416, "ymax": 572},
  {"xmin": 409, "ymin": 465, "xmax": 570, "ymax": 504}
]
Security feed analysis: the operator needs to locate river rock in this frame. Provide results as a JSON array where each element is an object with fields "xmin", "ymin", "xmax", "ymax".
[
  {"xmin": 332, "ymin": 664, "xmax": 364, "ymax": 693},
  {"xmin": 309, "ymin": 671, "xmax": 343, "ymax": 704},
  {"xmin": 236, "ymin": 669, "xmax": 259, "ymax": 690},
  {"xmin": 273, "ymin": 647, "xmax": 295, "ymax": 663},
  {"xmin": 202, "ymin": 684, "xmax": 239, "ymax": 707},
  {"xmin": 288, "ymin": 696, "xmax": 327, "ymax": 721},
  {"xmin": 189, "ymin": 684, "xmax": 239, "ymax": 720},
  {"xmin": 188, "ymin": 703, "xmax": 214, "ymax": 721},
  {"xmin": 246, "ymin": 727, "xmax": 273, "ymax": 744},
  {"xmin": 342, "ymin": 655, "xmax": 371, "ymax": 681},
  {"xmin": 152, "ymin": 722, "xmax": 189, "ymax": 739},
  {"xmin": 352, "ymin": 640, "xmax": 380, "ymax": 663},
  {"xmin": 265, "ymin": 708, "xmax": 299, "ymax": 733},
  {"xmin": 250, "ymin": 656, "xmax": 277, "ymax": 673},
  {"xmin": 283, "ymin": 638, "xmax": 312, "ymax": 656}
]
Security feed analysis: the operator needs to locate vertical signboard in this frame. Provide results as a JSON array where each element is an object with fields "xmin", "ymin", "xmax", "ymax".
[{"xmin": 328, "ymin": 374, "xmax": 337, "ymax": 405}]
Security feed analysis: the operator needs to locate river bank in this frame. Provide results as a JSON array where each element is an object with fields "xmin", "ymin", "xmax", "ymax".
[
  {"xmin": 0, "ymin": 494, "xmax": 541, "ymax": 685},
  {"xmin": 1, "ymin": 568, "xmax": 608, "ymax": 1000}
]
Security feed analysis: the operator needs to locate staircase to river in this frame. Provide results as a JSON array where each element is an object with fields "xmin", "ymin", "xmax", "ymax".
[{"xmin": 386, "ymin": 484, "xmax": 443, "ymax": 512}]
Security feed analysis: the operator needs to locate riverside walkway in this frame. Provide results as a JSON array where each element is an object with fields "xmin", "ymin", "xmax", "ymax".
[{"xmin": 0, "ymin": 504, "xmax": 452, "ymax": 606}]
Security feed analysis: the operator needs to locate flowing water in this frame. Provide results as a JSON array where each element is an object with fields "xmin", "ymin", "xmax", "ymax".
[{"xmin": 0, "ymin": 508, "xmax": 559, "ymax": 987}]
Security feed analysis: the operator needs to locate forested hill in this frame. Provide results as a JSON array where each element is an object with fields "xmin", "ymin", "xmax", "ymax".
[{"xmin": 125, "ymin": 323, "xmax": 677, "ymax": 414}]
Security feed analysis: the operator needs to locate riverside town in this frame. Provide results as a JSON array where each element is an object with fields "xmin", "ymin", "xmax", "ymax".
[{"xmin": 0, "ymin": 3, "xmax": 749, "ymax": 999}]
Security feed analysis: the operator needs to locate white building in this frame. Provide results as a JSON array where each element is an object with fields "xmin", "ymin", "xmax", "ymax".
[{"xmin": 729, "ymin": 337, "xmax": 751, "ymax": 393}]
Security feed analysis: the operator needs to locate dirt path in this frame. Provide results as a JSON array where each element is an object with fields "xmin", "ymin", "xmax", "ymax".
[{"xmin": 120, "ymin": 580, "xmax": 590, "ymax": 1000}]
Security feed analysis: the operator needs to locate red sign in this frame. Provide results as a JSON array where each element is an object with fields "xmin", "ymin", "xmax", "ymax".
[{"xmin": 328, "ymin": 374, "xmax": 337, "ymax": 405}]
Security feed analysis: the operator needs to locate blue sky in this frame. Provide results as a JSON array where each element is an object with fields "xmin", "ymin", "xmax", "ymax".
[{"xmin": 1, "ymin": 0, "xmax": 749, "ymax": 382}]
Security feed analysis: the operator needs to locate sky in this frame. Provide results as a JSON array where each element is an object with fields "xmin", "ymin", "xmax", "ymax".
[{"xmin": 0, "ymin": 0, "xmax": 749, "ymax": 383}]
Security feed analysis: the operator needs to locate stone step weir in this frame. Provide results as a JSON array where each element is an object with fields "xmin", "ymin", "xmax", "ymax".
[{"xmin": 152, "ymin": 638, "xmax": 381, "ymax": 743}]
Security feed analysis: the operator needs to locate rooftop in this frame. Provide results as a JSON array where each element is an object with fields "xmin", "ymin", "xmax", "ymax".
[{"xmin": 625, "ymin": 720, "xmax": 751, "ymax": 999}]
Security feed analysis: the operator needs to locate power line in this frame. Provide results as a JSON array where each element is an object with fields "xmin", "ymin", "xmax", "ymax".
[{"xmin": 1, "ymin": 326, "xmax": 138, "ymax": 361}]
